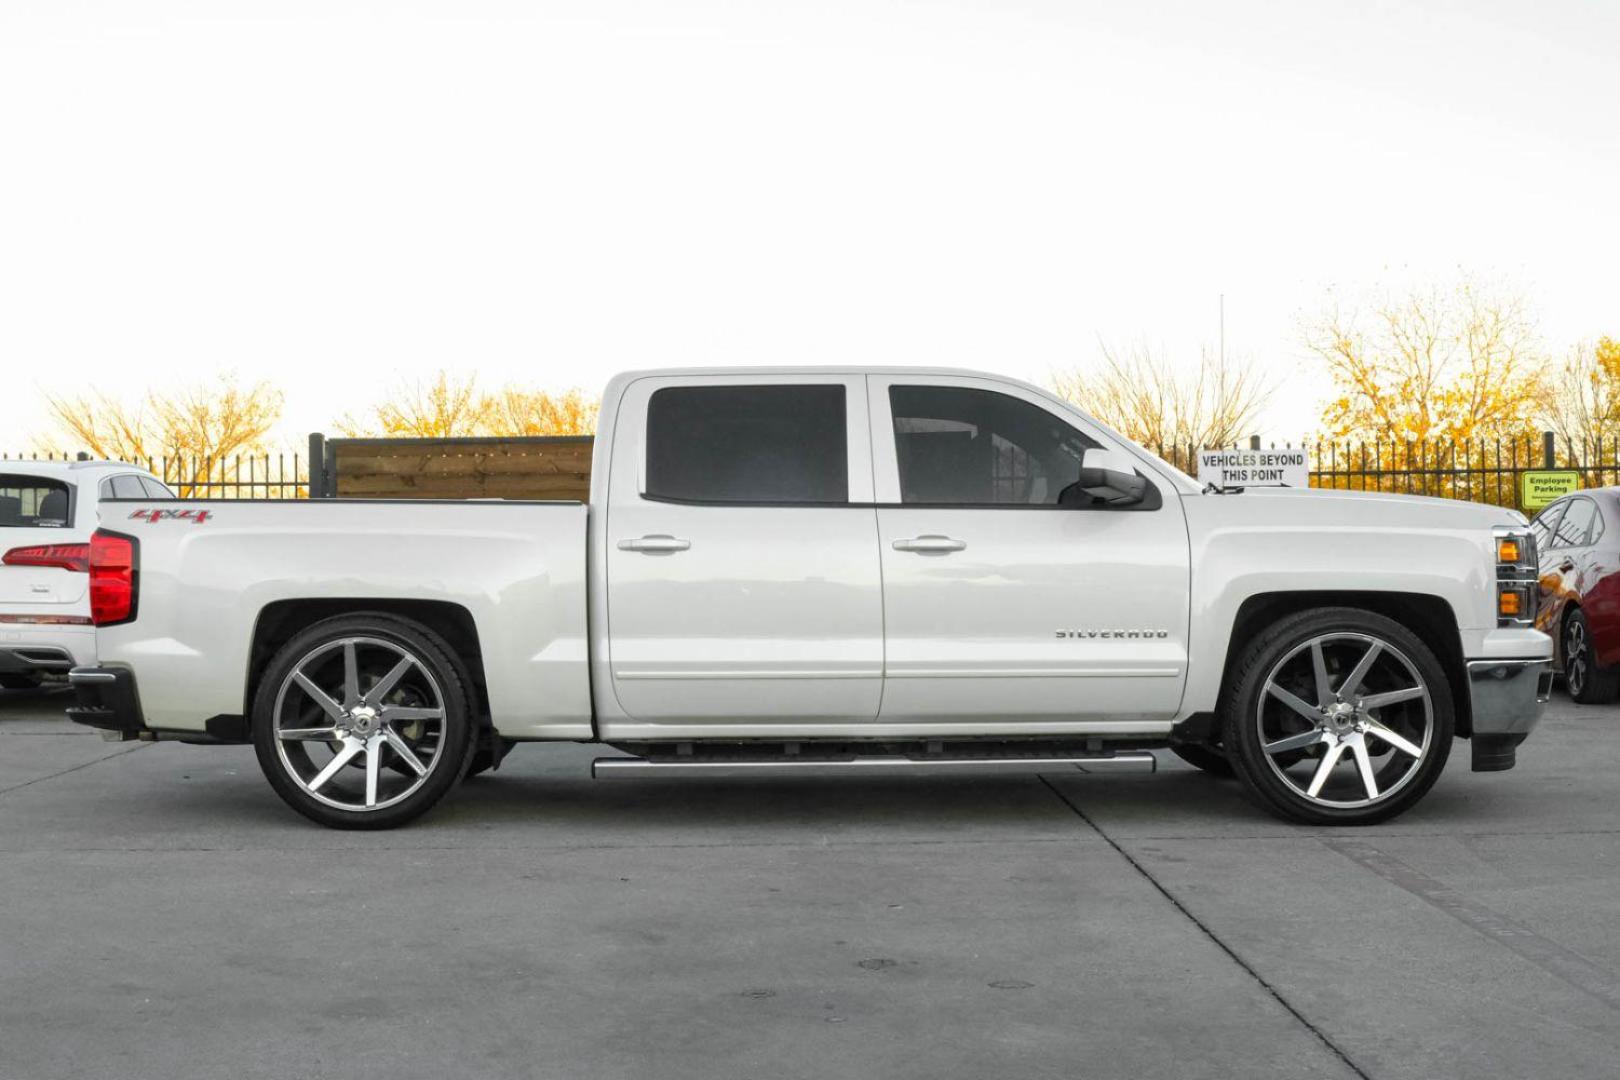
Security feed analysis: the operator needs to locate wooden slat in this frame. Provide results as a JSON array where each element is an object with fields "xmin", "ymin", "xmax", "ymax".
[{"xmin": 332, "ymin": 436, "xmax": 594, "ymax": 500}]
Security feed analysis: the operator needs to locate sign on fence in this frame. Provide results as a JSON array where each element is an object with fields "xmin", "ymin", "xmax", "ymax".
[
  {"xmin": 1519, "ymin": 470, "xmax": 1580, "ymax": 511},
  {"xmin": 1196, "ymin": 448, "xmax": 1309, "ymax": 489}
]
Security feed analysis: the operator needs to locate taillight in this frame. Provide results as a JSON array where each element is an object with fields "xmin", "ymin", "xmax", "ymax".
[
  {"xmin": 89, "ymin": 531, "xmax": 137, "ymax": 626},
  {"xmin": 3, "ymin": 543, "xmax": 90, "ymax": 572}
]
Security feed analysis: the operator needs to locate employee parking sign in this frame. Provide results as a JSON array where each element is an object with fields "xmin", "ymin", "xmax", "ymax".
[{"xmin": 1520, "ymin": 470, "xmax": 1580, "ymax": 511}]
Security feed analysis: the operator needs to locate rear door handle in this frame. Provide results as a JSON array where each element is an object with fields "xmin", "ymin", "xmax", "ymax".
[
  {"xmin": 617, "ymin": 535, "xmax": 691, "ymax": 554},
  {"xmin": 1559, "ymin": 559, "xmax": 1576, "ymax": 572},
  {"xmin": 892, "ymin": 535, "xmax": 967, "ymax": 554}
]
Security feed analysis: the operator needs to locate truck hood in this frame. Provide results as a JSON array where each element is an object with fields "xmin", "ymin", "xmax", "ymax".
[{"xmin": 1191, "ymin": 486, "xmax": 1526, "ymax": 530}]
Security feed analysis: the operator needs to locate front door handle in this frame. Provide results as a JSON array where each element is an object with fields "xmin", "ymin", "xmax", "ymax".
[
  {"xmin": 892, "ymin": 535, "xmax": 967, "ymax": 554},
  {"xmin": 1559, "ymin": 559, "xmax": 1576, "ymax": 573},
  {"xmin": 618, "ymin": 534, "xmax": 691, "ymax": 554}
]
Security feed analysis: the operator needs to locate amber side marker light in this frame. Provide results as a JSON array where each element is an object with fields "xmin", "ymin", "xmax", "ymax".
[
  {"xmin": 1499, "ymin": 590, "xmax": 1524, "ymax": 618},
  {"xmin": 1497, "ymin": 537, "xmax": 1522, "ymax": 563}
]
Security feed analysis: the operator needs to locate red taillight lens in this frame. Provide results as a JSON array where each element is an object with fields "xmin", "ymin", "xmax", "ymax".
[
  {"xmin": 89, "ymin": 532, "xmax": 137, "ymax": 626},
  {"xmin": 2, "ymin": 543, "xmax": 90, "ymax": 572}
]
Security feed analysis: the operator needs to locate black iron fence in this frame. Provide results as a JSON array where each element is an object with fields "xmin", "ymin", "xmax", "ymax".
[
  {"xmin": 1154, "ymin": 431, "xmax": 1603, "ymax": 512},
  {"xmin": 9, "ymin": 430, "xmax": 1614, "ymax": 511},
  {"xmin": 2, "ymin": 451, "xmax": 309, "ymax": 499}
]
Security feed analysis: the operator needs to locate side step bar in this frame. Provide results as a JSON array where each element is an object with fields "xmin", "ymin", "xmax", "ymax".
[{"xmin": 592, "ymin": 752, "xmax": 1157, "ymax": 780}]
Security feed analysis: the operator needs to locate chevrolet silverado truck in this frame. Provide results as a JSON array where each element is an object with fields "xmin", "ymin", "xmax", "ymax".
[{"xmin": 67, "ymin": 368, "xmax": 1553, "ymax": 829}]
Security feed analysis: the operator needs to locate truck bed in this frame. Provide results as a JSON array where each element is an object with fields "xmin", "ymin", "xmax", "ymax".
[{"xmin": 96, "ymin": 498, "xmax": 593, "ymax": 740}]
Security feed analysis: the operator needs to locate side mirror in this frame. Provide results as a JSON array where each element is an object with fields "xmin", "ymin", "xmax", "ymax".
[{"xmin": 1074, "ymin": 449, "xmax": 1147, "ymax": 506}]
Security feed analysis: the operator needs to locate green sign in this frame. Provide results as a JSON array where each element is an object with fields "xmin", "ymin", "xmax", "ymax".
[{"xmin": 1521, "ymin": 470, "xmax": 1580, "ymax": 511}]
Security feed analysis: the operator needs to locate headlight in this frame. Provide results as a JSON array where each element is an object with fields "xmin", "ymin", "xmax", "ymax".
[{"xmin": 1493, "ymin": 524, "xmax": 1537, "ymax": 628}]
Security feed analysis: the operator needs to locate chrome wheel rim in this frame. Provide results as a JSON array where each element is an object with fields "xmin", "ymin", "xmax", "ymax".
[
  {"xmin": 1566, "ymin": 619, "xmax": 1588, "ymax": 697},
  {"xmin": 272, "ymin": 637, "xmax": 448, "ymax": 812},
  {"xmin": 1256, "ymin": 633, "xmax": 1433, "ymax": 809}
]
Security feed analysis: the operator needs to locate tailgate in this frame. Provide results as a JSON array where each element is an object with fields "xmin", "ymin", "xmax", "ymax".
[{"xmin": 0, "ymin": 526, "xmax": 90, "ymax": 607}]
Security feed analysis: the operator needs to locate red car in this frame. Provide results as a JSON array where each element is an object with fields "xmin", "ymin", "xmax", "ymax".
[{"xmin": 1531, "ymin": 490, "xmax": 1620, "ymax": 702}]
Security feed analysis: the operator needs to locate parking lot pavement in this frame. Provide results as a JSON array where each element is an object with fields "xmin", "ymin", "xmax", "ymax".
[{"xmin": 2, "ymin": 689, "xmax": 1617, "ymax": 1080}]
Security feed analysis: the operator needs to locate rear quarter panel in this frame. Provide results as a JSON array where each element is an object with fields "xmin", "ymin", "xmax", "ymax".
[{"xmin": 96, "ymin": 500, "xmax": 591, "ymax": 739}]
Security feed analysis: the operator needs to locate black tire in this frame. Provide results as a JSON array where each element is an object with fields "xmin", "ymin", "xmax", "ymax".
[
  {"xmin": 1562, "ymin": 608, "xmax": 1619, "ymax": 704},
  {"xmin": 0, "ymin": 673, "xmax": 43, "ymax": 690},
  {"xmin": 1222, "ymin": 607, "xmax": 1454, "ymax": 826},
  {"xmin": 1171, "ymin": 743, "xmax": 1235, "ymax": 777},
  {"xmin": 251, "ymin": 613, "xmax": 476, "ymax": 829}
]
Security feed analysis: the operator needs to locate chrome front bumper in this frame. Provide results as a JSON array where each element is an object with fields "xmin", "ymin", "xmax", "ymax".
[
  {"xmin": 1467, "ymin": 658, "xmax": 1553, "ymax": 737},
  {"xmin": 1465, "ymin": 658, "xmax": 1551, "ymax": 772}
]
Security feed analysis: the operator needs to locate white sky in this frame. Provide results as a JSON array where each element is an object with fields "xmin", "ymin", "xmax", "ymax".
[{"xmin": 2, "ymin": 0, "xmax": 1617, "ymax": 450}]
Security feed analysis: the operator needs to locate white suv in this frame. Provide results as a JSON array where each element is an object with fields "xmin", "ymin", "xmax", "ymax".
[{"xmin": 0, "ymin": 461, "xmax": 174, "ymax": 689}]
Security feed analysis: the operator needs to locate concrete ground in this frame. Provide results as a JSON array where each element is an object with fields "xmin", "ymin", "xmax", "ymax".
[{"xmin": 2, "ymin": 686, "xmax": 1617, "ymax": 1080}]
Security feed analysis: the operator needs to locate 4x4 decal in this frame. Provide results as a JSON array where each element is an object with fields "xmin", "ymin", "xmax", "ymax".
[{"xmin": 129, "ymin": 508, "xmax": 212, "ymax": 524}]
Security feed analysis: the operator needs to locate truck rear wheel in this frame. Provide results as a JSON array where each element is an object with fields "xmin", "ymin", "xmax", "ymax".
[
  {"xmin": 251, "ymin": 614, "xmax": 475, "ymax": 829},
  {"xmin": 1221, "ymin": 607, "xmax": 1454, "ymax": 826}
]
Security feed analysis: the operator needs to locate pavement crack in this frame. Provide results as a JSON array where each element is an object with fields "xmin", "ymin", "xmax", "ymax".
[
  {"xmin": 1324, "ymin": 838, "xmax": 1620, "ymax": 1013},
  {"xmin": 1038, "ymin": 776, "xmax": 1373, "ymax": 1080},
  {"xmin": 0, "ymin": 742, "xmax": 150, "ymax": 797}
]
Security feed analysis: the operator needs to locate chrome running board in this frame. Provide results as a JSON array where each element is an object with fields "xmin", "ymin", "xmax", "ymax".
[{"xmin": 592, "ymin": 752, "xmax": 1156, "ymax": 779}]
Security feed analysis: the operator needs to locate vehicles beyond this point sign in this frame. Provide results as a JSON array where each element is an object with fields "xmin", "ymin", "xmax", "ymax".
[
  {"xmin": 1196, "ymin": 449, "xmax": 1308, "ymax": 489},
  {"xmin": 1520, "ymin": 470, "xmax": 1580, "ymax": 511}
]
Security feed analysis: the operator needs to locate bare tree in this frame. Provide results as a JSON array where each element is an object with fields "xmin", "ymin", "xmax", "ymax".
[{"xmin": 1051, "ymin": 341, "xmax": 1273, "ymax": 454}]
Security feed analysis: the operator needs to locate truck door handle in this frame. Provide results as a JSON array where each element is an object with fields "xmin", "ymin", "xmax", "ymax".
[
  {"xmin": 1559, "ymin": 559, "xmax": 1576, "ymax": 572},
  {"xmin": 617, "ymin": 535, "xmax": 691, "ymax": 554},
  {"xmin": 892, "ymin": 535, "xmax": 967, "ymax": 554}
]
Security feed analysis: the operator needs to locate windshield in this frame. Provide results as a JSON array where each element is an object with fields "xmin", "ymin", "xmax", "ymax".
[{"xmin": 0, "ymin": 474, "xmax": 74, "ymax": 528}]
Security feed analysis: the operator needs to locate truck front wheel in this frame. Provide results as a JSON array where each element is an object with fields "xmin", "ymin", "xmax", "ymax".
[
  {"xmin": 251, "ymin": 614, "xmax": 476, "ymax": 829},
  {"xmin": 1221, "ymin": 607, "xmax": 1454, "ymax": 826}
]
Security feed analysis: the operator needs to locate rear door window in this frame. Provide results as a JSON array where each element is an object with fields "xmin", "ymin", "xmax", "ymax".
[
  {"xmin": 644, "ymin": 385, "xmax": 849, "ymax": 504},
  {"xmin": 138, "ymin": 477, "xmax": 176, "ymax": 499},
  {"xmin": 0, "ymin": 475, "xmax": 73, "ymax": 527}
]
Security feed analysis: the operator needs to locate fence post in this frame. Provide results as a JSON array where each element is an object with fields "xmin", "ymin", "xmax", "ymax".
[
  {"xmin": 1543, "ymin": 431, "xmax": 1556, "ymax": 470},
  {"xmin": 1248, "ymin": 435, "xmax": 1260, "ymax": 451},
  {"xmin": 307, "ymin": 433, "xmax": 327, "ymax": 498}
]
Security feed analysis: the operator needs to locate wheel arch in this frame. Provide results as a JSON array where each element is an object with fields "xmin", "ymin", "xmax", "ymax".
[
  {"xmin": 244, "ymin": 599, "xmax": 490, "ymax": 730},
  {"xmin": 1220, "ymin": 590, "xmax": 1470, "ymax": 735}
]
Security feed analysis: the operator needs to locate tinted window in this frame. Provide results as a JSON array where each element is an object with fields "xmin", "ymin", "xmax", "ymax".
[
  {"xmin": 1530, "ymin": 503, "xmax": 1565, "ymax": 550},
  {"xmin": 138, "ymin": 477, "xmax": 176, "ymax": 499},
  {"xmin": 0, "ymin": 475, "xmax": 72, "ymax": 528},
  {"xmin": 889, "ymin": 386, "xmax": 1101, "ymax": 506},
  {"xmin": 645, "ymin": 385, "xmax": 848, "ymax": 504},
  {"xmin": 1553, "ymin": 498, "xmax": 1597, "ymax": 548}
]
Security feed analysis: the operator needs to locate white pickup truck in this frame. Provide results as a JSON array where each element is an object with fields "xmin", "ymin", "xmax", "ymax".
[{"xmin": 68, "ymin": 368, "xmax": 1553, "ymax": 829}]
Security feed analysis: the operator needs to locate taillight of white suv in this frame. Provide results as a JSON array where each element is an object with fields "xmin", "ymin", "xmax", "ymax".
[{"xmin": 2, "ymin": 543, "xmax": 90, "ymax": 573}]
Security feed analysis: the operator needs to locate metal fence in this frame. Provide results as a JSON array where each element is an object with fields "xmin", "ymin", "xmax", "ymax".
[
  {"xmin": 1154, "ymin": 431, "xmax": 1603, "ymax": 512},
  {"xmin": 2, "ymin": 451, "xmax": 309, "ymax": 499},
  {"xmin": 9, "ymin": 430, "xmax": 1615, "ymax": 511}
]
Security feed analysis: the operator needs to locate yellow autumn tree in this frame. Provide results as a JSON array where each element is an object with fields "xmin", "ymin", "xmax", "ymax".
[
  {"xmin": 338, "ymin": 372, "xmax": 600, "ymax": 438},
  {"xmin": 1303, "ymin": 278, "xmax": 1546, "ymax": 499},
  {"xmin": 41, "ymin": 377, "xmax": 285, "ymax": 496},
  {"xmin": 1051, "ymin": 342, "xmax": 1273, "ymax": 468},
  {"xmin": 1542, "ymin": 337, "xmax": 1620, "ymax": 469},
  {"xmin": 484, "ymin": 386, "xmax": 599, "ymax": 437}
]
